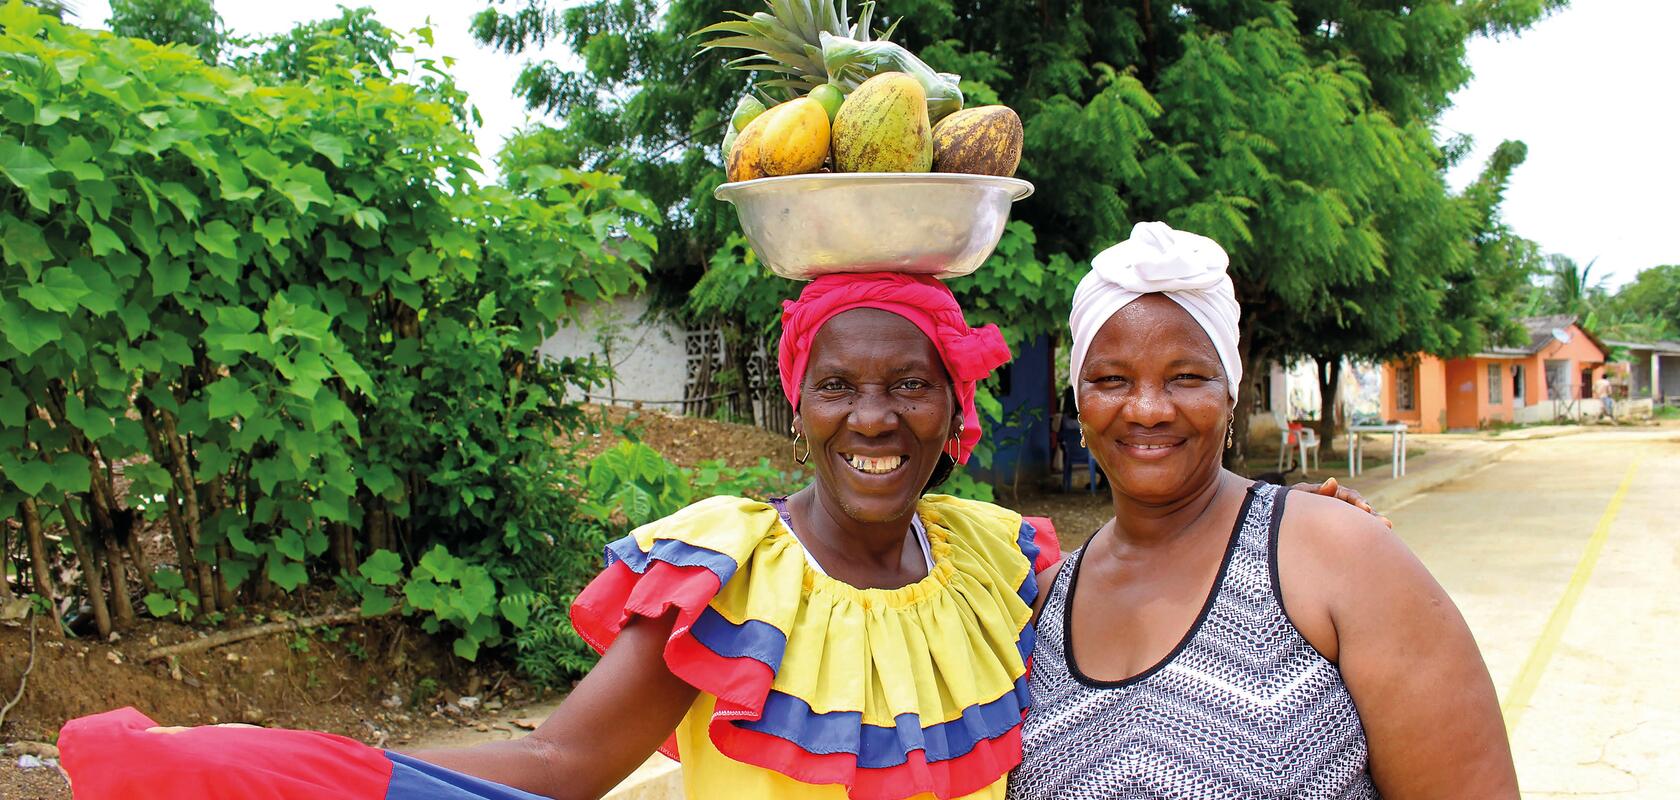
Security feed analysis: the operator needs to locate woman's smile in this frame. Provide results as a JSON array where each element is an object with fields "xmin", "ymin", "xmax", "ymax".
[
  {"xmin": 1115, "ymin": 434, "xmax": 1186, "ymax": 460},
  {"xmin": 842, "ymin": 452, "xmax": 908, "ymax": 474}
]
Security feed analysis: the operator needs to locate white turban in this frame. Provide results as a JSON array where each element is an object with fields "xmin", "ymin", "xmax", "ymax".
[{"xmin": 1068, "ymin": 221, "xmax": 1242, "ymax": 408}]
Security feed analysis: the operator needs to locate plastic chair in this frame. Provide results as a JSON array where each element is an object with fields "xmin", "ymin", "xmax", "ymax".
[
  {"xmin": 1279, "ymin": 422, "xmax": 1319, "ymax": 476},
  {"xmin": 1057, "ymin": 427, "xmax": 1102, "ymax": 494}
]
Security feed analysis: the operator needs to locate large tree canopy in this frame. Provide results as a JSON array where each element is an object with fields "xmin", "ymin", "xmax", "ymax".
[{"xmin": 473, "ymin": 0, "xmax": 1561, "ymax": 459}]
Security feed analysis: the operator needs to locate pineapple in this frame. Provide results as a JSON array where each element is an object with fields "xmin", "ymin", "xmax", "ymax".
[
  {"xmin": 696, "ymin": 0, "xmax": 895, "ymax": 95},
  {"xmin": 697, "ymin": 1, "xmax": 962, "ymax": 121}
]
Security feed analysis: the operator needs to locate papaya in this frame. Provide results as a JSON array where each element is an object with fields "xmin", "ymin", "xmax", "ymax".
[
  {"xmin": 726, "ymin": 97, "xmax": 831, "ymax": 182},
  {"xmin": 932, "ymin": 105, "xmax": 1023, "ymax": 177},
  {"xmin": 831, "ymin": 72, "xmax": 933, "ymax": 173}
]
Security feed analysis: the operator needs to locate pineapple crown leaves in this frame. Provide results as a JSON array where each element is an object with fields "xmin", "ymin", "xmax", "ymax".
[{"xmin": 693, "ymin": 0, "xmax": 895, "ymax": 91}]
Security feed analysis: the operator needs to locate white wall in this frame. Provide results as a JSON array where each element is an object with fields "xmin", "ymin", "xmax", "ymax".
[
  {"xmin": 1511, "ymin": 397, "xmax": 1653, "ymax": 424},
  {"xmin": 536, "ymin": 295, "xmax": 691, "ymax": 408}
]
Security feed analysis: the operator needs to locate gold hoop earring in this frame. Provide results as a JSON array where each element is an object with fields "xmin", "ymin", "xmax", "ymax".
[{"xmin": 791, "ymin": 425, "xmax": 809, "ymax": 465}]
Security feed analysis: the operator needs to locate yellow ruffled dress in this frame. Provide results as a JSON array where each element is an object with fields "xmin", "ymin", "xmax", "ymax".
[{"xmin": 570, "ymin": 494, "xmax": 1058, "ymax": 800}]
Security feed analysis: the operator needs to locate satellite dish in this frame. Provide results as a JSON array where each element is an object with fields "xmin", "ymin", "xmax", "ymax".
[{"xmin": 1551, "ymin": 328, "xmax": 1572, "ymax": 344}]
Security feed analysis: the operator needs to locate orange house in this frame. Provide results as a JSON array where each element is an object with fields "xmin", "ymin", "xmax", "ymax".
[{"xmin": 1381, "ymin": 316, "xmax": 1609, "ymax": 432}]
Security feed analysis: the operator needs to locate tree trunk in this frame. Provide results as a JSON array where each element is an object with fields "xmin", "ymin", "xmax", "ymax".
[
  {"xmin": 140, "ymin": 402, "xmax": 203, "ymax": 602},
  {"xmin": 1226, "ymin": 323, "xmax": 1260, "ymax": 470},
  {"xmin": 127, "ymin": 536, "xmax": 157, "ymax": 594},
  {"xmin": 1315, "ymin": 356, "xmax": 1342, "ymax": 460},
  {"xmin": 21, "ymin": 499, "xmax": 55, "ymax": 610},
  {"xmin": 367, "ymin": 502, "xmax": 390, "ymax": 554},
  {"xmin": 101, "ymin": 535, "xmax": 136, "ymax": 626},
  {"xmin": 0, "ymin": 530, "xmax": 13, "ymax": 600},
  {"xmin": 329, "ymin": 522, "xmax": 354, "ymax": 573},
  {"xmin": 214, "ymin": 541, "xmax": 236, "ymax": 610},
  {"xmin": 160, "ymin": 410, "xmax": 216, "ymax": 615},
  {"xmin": 61, "ymin": 501, "xmax": 112, "ymax": 639}
]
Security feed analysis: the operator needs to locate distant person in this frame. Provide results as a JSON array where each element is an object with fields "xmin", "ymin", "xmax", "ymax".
[
  {"xmin": 1595, "ymin": 374, "xmax": 1615, "ymax": 420},
  {"xmin": 1009, "ymin": 223, "xmax": 1517, "ymax": 799}
]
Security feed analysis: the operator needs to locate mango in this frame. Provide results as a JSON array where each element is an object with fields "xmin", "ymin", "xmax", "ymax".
[
  {"xmin": 808, "ymin": 84, "xmax": 844, "ymax": 122},
  {"xmin": 731, "ymin": 94, "xmax": 767, "ymax": 132},
  {"xmin": 726, "ymin": 97, "xmax": 831, "ymax": 182},
  {"xmin": 831, "ymin": 72, "xmax": 933, "ymax": 173},
  {"xmin": 932, "ymin": 105, "xmax": 1023, "ymax": 177},
  {"xmin": 721, "ymin": 125, "xmax": 738, "ymax": 166}
]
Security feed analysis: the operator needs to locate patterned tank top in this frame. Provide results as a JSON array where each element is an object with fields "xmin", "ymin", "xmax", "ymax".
[{"xmin": 1008, "ymin": 482, "xmax": 1378, "ymax": 799}]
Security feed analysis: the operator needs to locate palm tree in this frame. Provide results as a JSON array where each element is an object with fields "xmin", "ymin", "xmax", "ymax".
[
  {"xmin": 23, "ymin": 0, "xmax": 77, "ymax": 19},
  {"xmin": 1543, "ymin": 254, "xmax": 1608, "ymax": 324}
]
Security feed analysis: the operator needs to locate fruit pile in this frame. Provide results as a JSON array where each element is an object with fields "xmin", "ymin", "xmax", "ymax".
[{"xmin": 701, "ymin": 1, "xmax": 1024, "ymax": 183}]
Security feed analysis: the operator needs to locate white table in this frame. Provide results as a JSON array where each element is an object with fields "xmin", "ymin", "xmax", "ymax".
[{"xmin": 1346, "ymin": 424, "xmax": 1409, "ymax": 479}]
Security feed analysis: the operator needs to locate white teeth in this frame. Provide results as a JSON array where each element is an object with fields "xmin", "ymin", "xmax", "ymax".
[
  {"xmin": 1128, "ymin": 443, "xmax": 1173, "ymax": 450},
  {"xmin": 845, "ymin": 454, "xmax": 905, "ymax": 474}
]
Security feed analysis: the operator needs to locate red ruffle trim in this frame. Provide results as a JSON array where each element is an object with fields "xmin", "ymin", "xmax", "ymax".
[
  {"xmin": 570, "ymin": 559, "xmax": 776, "ymax": 758},
  {"xmin": 1022, "ymin": 516, "xmax": 1063, "ymax": 573},
  {"xmin": 708, "ymin": 713, "xmax": 1023, "ymax": 800}
]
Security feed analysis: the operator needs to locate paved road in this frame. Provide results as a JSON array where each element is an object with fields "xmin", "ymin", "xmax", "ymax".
[{"xmin": 1386, "ymin": 427, "xmax": 1680, "ymax": 798}]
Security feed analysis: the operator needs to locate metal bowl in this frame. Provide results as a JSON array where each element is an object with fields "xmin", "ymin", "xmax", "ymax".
[{"xmin": 714, "ymin": 172, "xmax": 1035, "ymax": 281}]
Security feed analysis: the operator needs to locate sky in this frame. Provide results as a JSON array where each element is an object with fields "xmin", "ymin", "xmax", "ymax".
[
  {"xmin": 1438, "ymin": 0, "xmax": 1680, "ymax": 290},
  {"xmin": 68, "ymin": 0, "xmax": 1679, "ymax": 290}
]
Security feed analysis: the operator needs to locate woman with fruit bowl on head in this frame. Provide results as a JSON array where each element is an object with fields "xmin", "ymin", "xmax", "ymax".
[{"xmin": 59, "ymin": 272, "xmax": 1375, "ymax": 800}]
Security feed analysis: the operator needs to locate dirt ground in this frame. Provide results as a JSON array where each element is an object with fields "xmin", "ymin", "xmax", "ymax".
[
  {"xmin": 0, "ymin": 597, "xmax": 555, "ymax": 800},
  {"xmin": 571, "ymin": 404, "xmax": 801, "ymax": 472}
]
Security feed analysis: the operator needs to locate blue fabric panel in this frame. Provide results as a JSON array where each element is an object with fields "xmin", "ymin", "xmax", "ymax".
[
  {"xmin": 733, "ymin": 674, "xmax": 1030, "ymax": 769},
  {"xmin": 603, "ymin": 535, "xmax": 739, "ymax": 586},
  {"xmin": 382, "ymin": 752, "xmax": 548, "ymax": 799},
  {"xmin": 1015, "ymin": 520, "xmax": 1041, "ymax": 607},
  {"xmin": 689, "ymin": 606, "xmax": 789, "ymax": 669}
]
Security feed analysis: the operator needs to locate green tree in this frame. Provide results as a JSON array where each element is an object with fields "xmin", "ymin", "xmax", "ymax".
[
  {"xmin": 1599, "ymin": 264, "xmax": 1680, "ymax": 340},
  {"xmin": 20, "ymin": 0, "xmax": 72, "ymax": 18},
  {"xmin": 474, "ymin": 0, "xmax": 1561, "ymax": 466},
  {"xmin": 106, "ymin": 0, "xmax": 223, "ymax": 63},
  {"xmin": 1545, "ymin": 254, "xmax": 1608, "ymax": 318},
  {"xmin": 229, "ymin": 5, "xmax": 400, "ymax": 83}
]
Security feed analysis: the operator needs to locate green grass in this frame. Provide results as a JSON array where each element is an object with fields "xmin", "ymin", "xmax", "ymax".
[{"xmin": 1656, "ymin": 405, "xmax": 1680, "ymax": 420}]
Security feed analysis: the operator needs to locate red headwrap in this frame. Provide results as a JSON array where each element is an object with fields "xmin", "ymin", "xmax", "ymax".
[{"xmin": 777, "ymin": 273, "xmax": 1011, "ymax": 465}]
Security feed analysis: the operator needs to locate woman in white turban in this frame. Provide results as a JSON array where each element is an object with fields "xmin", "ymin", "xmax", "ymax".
[{"xmin": 1007, "ymin": 223, "xmax": 1517, "ymax": 799}]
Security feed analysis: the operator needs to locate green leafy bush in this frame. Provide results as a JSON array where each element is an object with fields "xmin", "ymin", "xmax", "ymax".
[
  {"xmin": 510, "ymin": 440, "xmax": 804, "ymax": 685},
  {"xmin": 0, "ymin": 3, "xmax": 654, "ymax": 664}
]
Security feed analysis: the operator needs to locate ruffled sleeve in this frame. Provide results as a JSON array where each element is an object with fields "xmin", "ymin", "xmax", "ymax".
[
  {"xmin": 568, "ymin": 495, "xmax": 795, "ymax": 758},
  {"xmin": 1020, "ymin": 516, "xmax": 1063, "ymax": 575}
]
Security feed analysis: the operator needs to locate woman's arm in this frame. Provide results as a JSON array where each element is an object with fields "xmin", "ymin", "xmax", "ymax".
[
  {"xmin": 1280, "ymin": 494, "xmax": 1517, "ymax": 799},
  {"xmin": 405, "ymin": 610, "xmax": 699, "ymax": 799}
]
